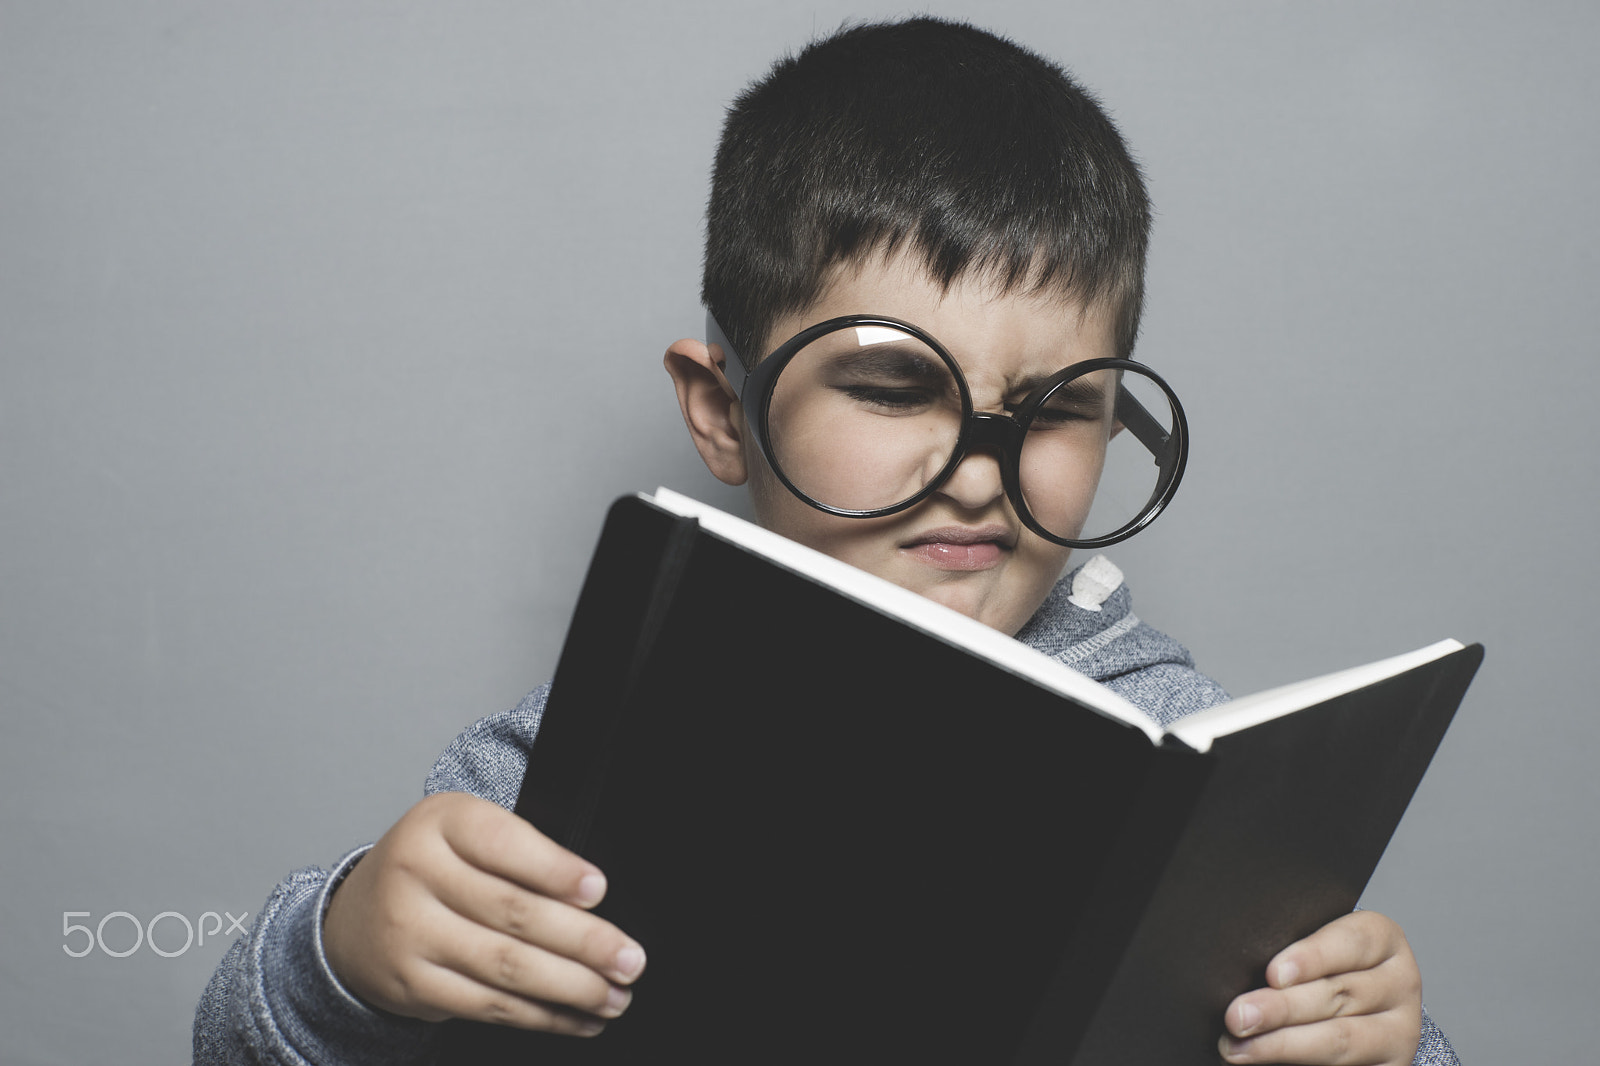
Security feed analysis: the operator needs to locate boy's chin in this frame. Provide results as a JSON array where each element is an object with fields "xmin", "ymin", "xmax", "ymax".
[{"xmin": 911, "ymin": 572, "xmax": 1042, "ymax": 637}]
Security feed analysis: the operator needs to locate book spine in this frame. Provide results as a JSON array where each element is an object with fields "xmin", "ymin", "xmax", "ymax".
[
  {"xmin": 446, "ymin": 501, "xmax": 701, "ymax": 1063},
  {"xmin": 512, "ymin": 498, "xmax": 700, "ymax": 855}
]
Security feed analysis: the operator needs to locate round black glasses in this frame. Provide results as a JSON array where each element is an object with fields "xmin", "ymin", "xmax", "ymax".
[{"xmin": 707, "ymin": 313, "xmax": 1188, "ymax": 549}]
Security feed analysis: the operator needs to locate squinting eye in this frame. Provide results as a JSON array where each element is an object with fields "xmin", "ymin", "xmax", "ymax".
[
  {"xmin": 1004, "ymin": 400, "xmax": 1097, "ymax": 426},
  {"xmin": 1029, "ymin": 403, "xmax": 1100, "ymax": 427},
  {"xmin": 837, "ymin": 385, "xmax": 937, "ymax": 410}
]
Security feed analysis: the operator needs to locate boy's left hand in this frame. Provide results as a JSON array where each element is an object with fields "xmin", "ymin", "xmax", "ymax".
[{"xmin": 1219, "ymin": 910, "xmax": 1422, "ymax": 1065}]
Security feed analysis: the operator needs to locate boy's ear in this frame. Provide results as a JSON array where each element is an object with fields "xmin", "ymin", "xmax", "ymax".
[{"xmin": 663, "ymin": 338, "xmax": 749, "ymax": 486}]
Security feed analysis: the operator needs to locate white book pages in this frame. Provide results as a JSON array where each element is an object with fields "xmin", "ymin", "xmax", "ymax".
[
  {"xmin": 1166, "ymin": 638, "xmax": 1466, "ymax": 754},
  {"xmin": 648, "ymin": 487, "xmax": 1164, "ymax": 745}
]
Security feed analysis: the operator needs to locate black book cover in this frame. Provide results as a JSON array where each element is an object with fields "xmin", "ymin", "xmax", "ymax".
[
  {"xmin": 443, "ymin": 493, "xmax": 1481, "ymax": 1065},
  {"xmin": 1018, "ymin": 641, "xmax": 1481, "ymax": 1064}
]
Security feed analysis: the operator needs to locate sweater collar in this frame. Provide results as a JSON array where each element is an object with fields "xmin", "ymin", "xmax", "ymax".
[{"xmin": 1013, "ymin": 554, "xmax": 1134, "ymax": 659}]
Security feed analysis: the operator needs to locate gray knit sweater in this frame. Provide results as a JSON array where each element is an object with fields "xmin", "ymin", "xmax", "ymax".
[{"xmin": 193, "ymin": 557, "xmax": 1458, "ymax": 1065}]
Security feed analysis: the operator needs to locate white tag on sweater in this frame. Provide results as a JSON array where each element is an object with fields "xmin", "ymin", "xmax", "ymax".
[{"xmin": 1067, "ymin": 554, "xmax": 1123, "ymax": 611}]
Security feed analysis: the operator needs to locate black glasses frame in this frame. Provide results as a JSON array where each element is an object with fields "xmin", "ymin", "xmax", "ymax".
[{"xmin": 706, "ymin": 312, "xmax": 1189, "ymax": 549}]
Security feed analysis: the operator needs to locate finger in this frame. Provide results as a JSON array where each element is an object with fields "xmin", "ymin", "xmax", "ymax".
[
  {"xmin": 430, "ymin": 861, "xmax": 647, "ymax": 985},
  {"xmin": 416, "ymin": 898, "xmax": 636, "ymax": 1021},
  {"xmin": 1218, "ymin": 1008, "xmax": 1420, "ymax": 1065},
  {"xmin": 1267, "ymin": 911, "xmax": 1407, "ymax": 988},
  {"xmin": 400, "ymin": 956, "xmax": 614, "ymax": 1035},
  {"xmin": 1225, "ymin": 961, "xmax": 1415, "ymax": 1038},
  {"xmin": 434, "ymin": 793, "xmax": 610, "ymax": 908}
]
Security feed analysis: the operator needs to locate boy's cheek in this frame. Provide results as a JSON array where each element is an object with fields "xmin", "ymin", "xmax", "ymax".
[
  {"xmin": 744, "ymin": 457, "xmax": 883, "ymax": 560},
  {"xmin": 743, "ymin": 456, "xmax": 789, "ymax": 531}
]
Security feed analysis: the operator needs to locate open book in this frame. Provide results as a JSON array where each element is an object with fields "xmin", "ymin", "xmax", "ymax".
[{"xmin": 443, "ymin": 488, "xmax": 1482, "ymax": 1065}]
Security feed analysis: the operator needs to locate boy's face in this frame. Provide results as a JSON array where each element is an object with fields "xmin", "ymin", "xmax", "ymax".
[{"xmin": 739, "ymin": 254, "xmax": 1119, "ymax": 636}]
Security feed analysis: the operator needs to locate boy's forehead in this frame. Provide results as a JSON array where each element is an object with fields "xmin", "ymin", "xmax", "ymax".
[{"xmin": 767, "ymin": 251, "xmax": 1115, "ymax": 375}]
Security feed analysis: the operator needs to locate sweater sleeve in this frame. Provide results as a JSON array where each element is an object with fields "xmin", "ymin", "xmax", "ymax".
[
  {"xmin": 1417, "ymin": 1006, "xmax": 1460, "ymax": 1065},
  {"xmin": 190, "ymin": 848, "xmax": 438, "ymax": 1065},
  {"xmin": 423, "ymin": 683, "xmax": 547, "ymax": 806},
  {"xmin": 192, "ymin": 686, "xmax": 550, "ymax": 1065}
]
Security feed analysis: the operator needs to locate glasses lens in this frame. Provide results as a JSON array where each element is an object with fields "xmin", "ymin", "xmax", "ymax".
[
  {"xmin": 766, "ymin": 324, "xmax": 964, "ymax": 513},
  {"xmin": 1018, "ymin": 364, "xmax": 1181, "ymax": 544}
]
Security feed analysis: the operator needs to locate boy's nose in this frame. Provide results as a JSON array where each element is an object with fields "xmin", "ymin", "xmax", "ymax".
[{"xmin": 933, "ymin": 445, "xmax": 1006, "ymax": 513}]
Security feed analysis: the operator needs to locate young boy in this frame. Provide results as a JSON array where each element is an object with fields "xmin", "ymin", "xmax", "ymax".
[{"xmin": 195, "ymin": 18, "xmax": 1457, "ymax": 1066}]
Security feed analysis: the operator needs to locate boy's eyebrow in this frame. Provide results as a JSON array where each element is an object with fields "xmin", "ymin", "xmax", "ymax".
[
  {"xmin": 1008, "ymin": 373, "xmax": 1111, "ymax": 405},
  {"xmin": 821, "ymin": 343, "xmax": 948, "ymax": 379}
]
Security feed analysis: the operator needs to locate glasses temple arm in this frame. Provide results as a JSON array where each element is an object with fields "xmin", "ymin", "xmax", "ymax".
[
  {"xmin": 704, "ymin": 312, "xmax": 749, "ymax": 399},
  {"xmin": 1115, "ymin": 384, "xmax": 1182, "ymax": 481}
]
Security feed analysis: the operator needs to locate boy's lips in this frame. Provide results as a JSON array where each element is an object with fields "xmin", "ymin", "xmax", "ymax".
[{"xmin": 899, "ymin": 525, "xmax": 1015, "ymax": 571}]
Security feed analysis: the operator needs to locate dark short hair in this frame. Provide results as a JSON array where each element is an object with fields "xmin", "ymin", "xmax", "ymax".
[{"xmin": 703, "ymin": 17, "xmax": 1151, "ymax": 367}]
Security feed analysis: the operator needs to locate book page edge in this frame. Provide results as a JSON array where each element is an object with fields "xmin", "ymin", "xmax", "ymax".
[{"xmin": 1167, "ymin": 638, "xmax": 1467, "ymax": 753}]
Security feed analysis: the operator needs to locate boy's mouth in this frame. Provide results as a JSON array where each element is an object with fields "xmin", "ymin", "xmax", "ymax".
[{"xmin": 899, "ymin": 525, "xmax": 1015, "ymax": 571}]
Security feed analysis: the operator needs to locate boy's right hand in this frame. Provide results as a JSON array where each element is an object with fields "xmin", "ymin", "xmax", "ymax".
[{"xmin": 322, "ymin": 791, "xmax": 646, "ymax": 1036}]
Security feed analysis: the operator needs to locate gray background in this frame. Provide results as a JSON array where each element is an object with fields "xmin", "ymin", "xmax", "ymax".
[{"xmin": 2, "ymin": 1, "xmax": 1595, "ymax": 1062}]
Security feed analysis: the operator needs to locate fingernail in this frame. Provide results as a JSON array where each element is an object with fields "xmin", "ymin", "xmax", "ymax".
[
  {"xmin": 576, "ymin": 1016, "xmax": 605, "ymax": 1037},
  {"xmin": 1236, "ymin": 1001, "xmax": 1262, "ymax": 1035},
  {"xmin": 1275, "ymin": 959, "xmax": 1299, "ymax": 986},
  {"xmin": 1219, "ymin": 1034, "xmax": 1253, "ymax": 1062},
  {"xmin": 612, "ymin": 942, "xmax": 646, "ymax": 981},
  {"xmin": 602, "ymin": 984, "xmax": 632, "ymax": 1017},
  {"xmin": 576, "ymin": 872, "xmax": 606, "ymax": 906}
]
